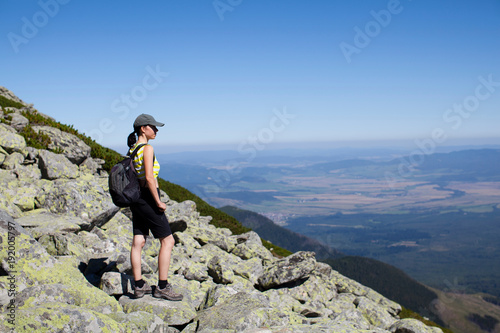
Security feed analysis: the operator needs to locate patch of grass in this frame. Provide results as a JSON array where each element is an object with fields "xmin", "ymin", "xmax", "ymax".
[
  {"xmin": 19, "ymin": 124, "xmax": 52, "ymax": 150},
  {"xmin": 0, "ymin": 95, "xmax": 25, "ymax": 109}
]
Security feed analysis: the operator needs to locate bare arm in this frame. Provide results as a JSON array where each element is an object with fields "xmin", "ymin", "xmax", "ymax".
[{"xmin": 142, "ymin": 145, "xmax": 166, "ymax": 212}]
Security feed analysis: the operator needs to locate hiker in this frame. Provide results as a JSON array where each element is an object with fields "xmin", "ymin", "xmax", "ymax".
[{"xmin": 127, "ymin": 113, "xmax": 183, "ymax": 301}]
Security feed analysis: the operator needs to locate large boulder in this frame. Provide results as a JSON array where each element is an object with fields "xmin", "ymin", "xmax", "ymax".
[
  {"xmin": 1, "ymin": 152, "xmax": 24, "ymax": 170},
  {"xmin": 33, "ymin": 125, "xmax": 91, "ymax": 164},
  {"xmin": 9, "ymin": 113, "xmax": 29, "ymax": 131},
  {"xmin": 196, "ymin": 291, "xmax": 291, "ymax": 331},
  {"xmin": 0, "ymin": 123, "xmax": 26, "ymax": 153},
  {"xmin": 257, "ymin": 251, "xmax": 317, "ymax": 290},
  {"xmin": 38, "ymin": 149, "xmax": 79, "ymax": 179},
  {"xmin": 185, "ymin": 225, "xmax": 237, "ymax": 253},
  {"xmin": 231, "ymin": 241, "xmax": 274, "ymax": 263},
  {"xmin": 207, "ymin": 255, "xmax": 235, "ymax": 284},
  {"xmin": 119, "ymin": 294, "xmax": 197, "ymax": 326},
  {"xmin": 37, "ymin": 174, "xmax": 119, "ymax": 226},
  {"xmin": 15, "ymin": 211, "xmax": 87, "ymax": 238},
  {"xmin": 355, "ymin": 296, "xmax": 397, "ymax": 330}
]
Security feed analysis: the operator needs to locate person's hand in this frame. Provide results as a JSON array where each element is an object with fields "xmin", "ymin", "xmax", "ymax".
[{"xmin": 157, "ymin": 201, "xmax": 167, "ymax": 212}]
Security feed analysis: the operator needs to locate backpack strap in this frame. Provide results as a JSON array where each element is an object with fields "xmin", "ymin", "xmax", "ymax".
[{"xmin": 127, "ymin": 143, "xmax": 147, "ymax": 159}]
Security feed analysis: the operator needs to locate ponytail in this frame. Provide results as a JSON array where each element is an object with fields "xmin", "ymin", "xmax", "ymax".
[{"xmin": 127, "ymin": 126, "xmax": 141, "ymax": 147}]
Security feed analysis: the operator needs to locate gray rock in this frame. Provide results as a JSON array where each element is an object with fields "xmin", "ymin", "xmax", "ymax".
[
  {"xmin": 231, "ymin": 241, "xmax": 274, "ymax": 262},
  {"xmin": 14, "ymin": 304, "xmax": 126, "ymax": 332},
  {"xmin": 33, "ymin": 125, "xmax": 91, "ymax": 164},
  {"xmin": 208, "ymin": 256, "xmax": 235, "ymax": 284},
  {"xmin": 287, "ymin": 274, "xmax": 337, "ymax": 305},
  {"xmin": 389, "ymin": 318, "xmax": 443, "ymax": 333},
  {"xmin": 16, "ymin": 283, "xmax": 79, "ymax": 308},
  {"xmin": 107, "ymin": 311, "xmax": 169, "ymax": 333},
  {"xmin": 355, "ymin": 296, "xmax": 397, "ymax": 329},
  {"xmin": 232, "ymin": 257, "xmax": 264, "ymax": 285},
  {"xmin": 14, "ymin": 163, "xmax": 42, "ymax": 180},
  {"xmin": 6, "ymin": 182, "xmax": 40, "ymax": 212},
  {"xmin": 174, "ymin": 232, "xmax": 201, "ymax": 252},
  {"xmin": 168, "ymin": 274, "xmax": 214, "ymax": 311},
  {"xmin": 331, "ymin": 308, "xmax": 372, "ymax": 330},
  {"xmin": 38, "ymin": 149, "xmax": 79, "ymax": 179},
  {"xmin": 38, "ymin": 234, "xmax": 71, "ymax": 255},
  {"xmin": 294, "ymin": 300, "xmax": 331, "ymax": 318},
  {"xmin": 100, "ymin": 272, "xmax": 134, "ymax": 296},
  {"xmin": 15, "ymin": 211, "xmax": 86, "ymax": 238},
  {"xmin": 166, "ymin": 200, "xmax": 198, "ymax": 223},
  {"xmin": 257, "ymin": 251, "xmax": 317, "ymax": 290},
  {"xmin": 79, "ymin": 157, "xmax": 102, "ymax": 175},
  {"xmin": 1, "ymin": 152, "xmax": 24, "ymax": 170},
  {"xmin": 181, "ymin": 261, "xmax": 209, "ymax": 282},
  {"xmin": 0, "ymin": 213, "xmax": 122, "ymax": 314},
  {"xmin": 186, "ymin": 225, "xmax": 237, "ymax": 253},
  {"xmin": 119, "ymin": 294, "xmax": 197, "ymax": 326},
  {"xmin": 196, "ymin": 292, "xmax": 272, "ymax": 332},
  {"xmin": 234, "ymin": 230, "xmax": 262, "ymax": 246},
  {"xmin": 38, "ymin": 176, "xmax": 117, "ymax": 225},
  {"xmin": 9, "ymin": 113, "xmax": 29, "ymax": 131},
  {"xmin": 0, "ymin": 123, "xmax": 26, "ymax": 153}
]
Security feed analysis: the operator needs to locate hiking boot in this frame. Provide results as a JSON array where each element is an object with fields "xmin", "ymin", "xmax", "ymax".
[
  {"xmin": 153, "ymin": 283, "xmax": 183, "ymax": 301},
  {"xmin": 134, "ymin": 281, "xmax": 152, "ymax": 299}
]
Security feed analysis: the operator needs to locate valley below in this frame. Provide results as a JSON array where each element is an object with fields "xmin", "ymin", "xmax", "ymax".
[{"xmin": 160, "ymin": 147, "xmax": 500, "ymax": 332}]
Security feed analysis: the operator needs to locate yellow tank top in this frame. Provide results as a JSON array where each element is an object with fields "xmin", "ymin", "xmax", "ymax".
[{"xmin": 129, "ymin": 143, "xmax": 160, "ymax": 179}]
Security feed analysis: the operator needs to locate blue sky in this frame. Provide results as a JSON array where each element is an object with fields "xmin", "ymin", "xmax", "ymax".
[{"xmin": 1, "ymin": 0, "xmax": 499, "ymax": 153}]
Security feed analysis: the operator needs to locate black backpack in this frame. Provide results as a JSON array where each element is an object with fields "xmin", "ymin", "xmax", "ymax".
[{"xmin": 108, "ymin": 144, "xmax": 146, "ymax": 207}]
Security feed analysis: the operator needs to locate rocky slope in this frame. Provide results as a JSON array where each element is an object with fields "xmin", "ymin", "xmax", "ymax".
[{"xmin": 0, "ymin": 86, "xmax": 443, "ymax": 332}]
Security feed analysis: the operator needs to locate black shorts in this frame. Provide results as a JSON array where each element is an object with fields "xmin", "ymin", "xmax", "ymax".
[{"xmin": 130, "ymin": 187, "xmax": 172, "ymax": 239}]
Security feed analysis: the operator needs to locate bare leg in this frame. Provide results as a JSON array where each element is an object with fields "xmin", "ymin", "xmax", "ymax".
[
  {"xmin": 131, "ymin": 234, "xmax": 146, "ymax": 281},
  {"xmin": 158, "ymin": 234, "xmax": 175, "ymax": 281}
]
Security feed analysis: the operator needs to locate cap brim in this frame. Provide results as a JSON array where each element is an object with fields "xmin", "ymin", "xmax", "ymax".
[{"xmin": 152, "ymin": 121, "xmax": 164, "ymax": 127}]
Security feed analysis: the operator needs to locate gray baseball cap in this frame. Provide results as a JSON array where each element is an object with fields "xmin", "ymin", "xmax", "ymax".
[{"xmin": 133, "ymin": 114, "xmax": 165, "ymax": 128}]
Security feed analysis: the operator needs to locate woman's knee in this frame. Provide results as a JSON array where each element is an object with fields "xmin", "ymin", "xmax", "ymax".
[
  {"xmin": 132, "ymin": 235, "xmax": 146, "ymax": 249},
  {"xmin": 160, "ymin": 235, "xmax": 175, "ymax": 250}
]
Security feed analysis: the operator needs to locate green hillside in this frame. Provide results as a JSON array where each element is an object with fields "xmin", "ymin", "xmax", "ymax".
[{"xmin": 220, "ymin": 205, "xmax": 343, "ymax": 260}]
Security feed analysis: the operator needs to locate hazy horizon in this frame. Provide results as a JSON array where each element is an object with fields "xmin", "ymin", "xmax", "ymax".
[
  {"xmin": 112, "ymin": 137, "xmax": 500, "ymax": 155},
  {"xmin": 2, "ymin": 0, "xmax": 500, "ymax": 152}
]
